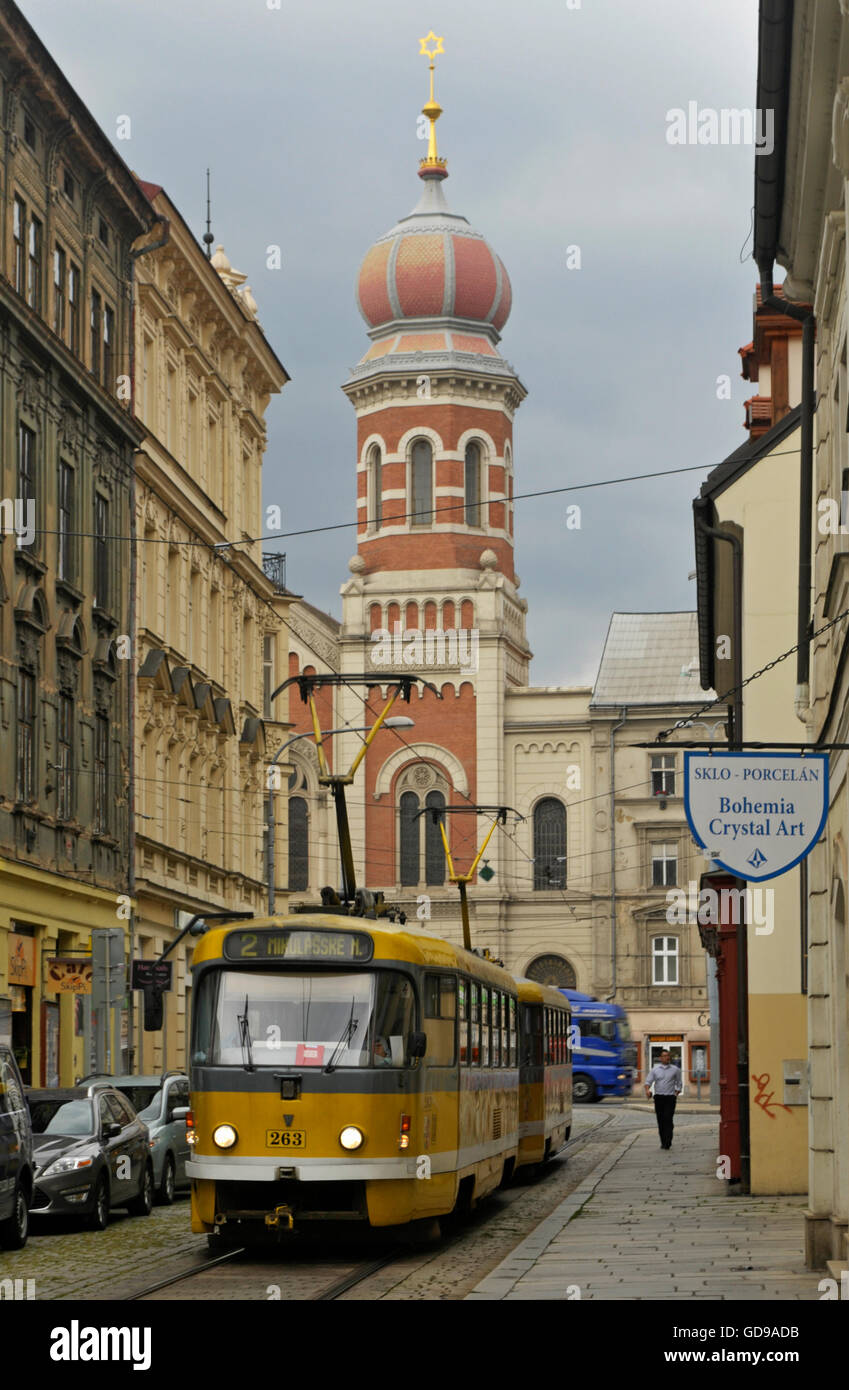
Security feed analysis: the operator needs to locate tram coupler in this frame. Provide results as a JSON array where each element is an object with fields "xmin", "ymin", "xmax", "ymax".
[{"xmin": 265, "ymin": 1204, "xmax": 295, "ymax": 1232}]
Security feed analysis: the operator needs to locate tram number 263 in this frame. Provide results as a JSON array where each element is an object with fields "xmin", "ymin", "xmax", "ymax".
[{"xmin": 266, "ymin": 1130, "xmax": 306, "ymax": 1148}]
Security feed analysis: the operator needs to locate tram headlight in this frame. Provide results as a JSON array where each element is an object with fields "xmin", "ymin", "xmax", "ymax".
[
  {"xmin": 339, "ymin": 1125, "xmax": 364, "ymax": 1151},
  {"xmin": 213, "ymin": 1123, "xmax": 238, "ymax": 1150}
]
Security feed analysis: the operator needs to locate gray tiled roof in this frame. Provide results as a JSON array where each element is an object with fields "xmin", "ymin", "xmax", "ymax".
[{"xmin": 591, "ymin": 612, "xmax": 714, "ymax": 706}]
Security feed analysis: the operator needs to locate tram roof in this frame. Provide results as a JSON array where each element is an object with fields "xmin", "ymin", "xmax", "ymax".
[{"xmin": 515, "ymin": 977, "xmax": 573, "ymax": 1008}]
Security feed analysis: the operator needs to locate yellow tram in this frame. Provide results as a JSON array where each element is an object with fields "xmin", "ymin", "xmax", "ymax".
[
  {"xmin": 187, "ymin": 914, "xmax": 526, "ymax": 1243},
  {"xmin": 515, "ymin": 978, "xmax": 572, "ymax": 1171},
  {"xmin": 171, "ymin": 672, "xmax": 572, "ymax": 1245}
]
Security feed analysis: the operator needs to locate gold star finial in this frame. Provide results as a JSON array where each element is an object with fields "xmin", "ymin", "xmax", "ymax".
[
  {"xmin": 418, "ymin": 32, "xmax": 446, "ymax": 174},
  {"xmin": 418, "ymin": 31, "xmax": 444, "ymax": 61}
]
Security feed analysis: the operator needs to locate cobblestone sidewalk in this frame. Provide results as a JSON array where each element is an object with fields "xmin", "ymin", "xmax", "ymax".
[{"xmin": 467, "ymin": 1120, "xmax": 824, "ymax": 1301}]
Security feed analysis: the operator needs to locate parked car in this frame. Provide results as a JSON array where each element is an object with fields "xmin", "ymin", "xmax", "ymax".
[
  {"xmin": 28, "ymin": 1084, "xmax": 153, "ymax": 1230},
  {"xmin": 79, "ymin": 1073, "xmax": 190, "ymax": 1204},
  {"xmin": 0, "ymin": 1044, "xmax": 33, "ymax": 1249}
]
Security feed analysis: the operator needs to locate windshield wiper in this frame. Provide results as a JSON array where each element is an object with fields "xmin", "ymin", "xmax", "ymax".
[
  {"xmin": 237, "ymin": 994, "xmax": 255, "ymax": 1072},
  {"xmin": 324, "ymin": 997, "xmax": 357, "ymax": 1074}
]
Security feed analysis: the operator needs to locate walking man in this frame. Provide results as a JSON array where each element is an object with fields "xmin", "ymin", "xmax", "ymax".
[{"xmin": 644, "ymin": 1049, "xmax": 683, "ymax": 1149}]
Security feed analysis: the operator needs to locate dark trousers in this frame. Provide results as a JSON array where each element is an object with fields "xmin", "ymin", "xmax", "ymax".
[{"xmin": 654, "ymin": 1094, "xmax": 676, "ymax": 1147}]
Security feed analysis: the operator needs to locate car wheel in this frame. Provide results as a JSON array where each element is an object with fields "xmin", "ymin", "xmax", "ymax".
[
  {"xmin": 0, "ymin": 1182, "xmax": 29, "ymax": 1250},
  {"xmin": 128, "ymin": 1162, "xmax": 153, "ymax": 1217},
  {"xmin": 157, "ymin": 1155, "xmax": 176, "ymax": 1206},
  {"xmin": 572, "ymin": 1074, "xmax": 596, "ymax": 1103},
  {"xmin": 88, "ymin": 1176, "xmax": 110, "ymax": 1232}
]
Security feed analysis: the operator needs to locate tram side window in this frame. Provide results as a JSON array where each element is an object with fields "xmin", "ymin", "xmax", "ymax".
[
  {"xmin": 508, "ymin": 996, "xmax": 517, "ymax": 1066},
  {"xmin": 480, "ymin": 987, "xmax": 491, "ymax": 1067},
  {"xmin": 458, "ymin": 979, "xmax": 468, "ymax": 1064},
  {"xmin": 423, "ymin": 973, "xmax": 457, "ymax": 1066},
  {"xmin": 500, "ymin": 992, "xmax": 508, "ymax": 1067},
  {"xmin": 470, "ymin": 983, "xmax": 481, "ymax": 1065},
  {"xmin": 191, "ymin": 970, "xmax": 218, "ymax": 1064},
  {"xmin": 491, "ymin": 992, "xmax": 501, "ymax": 1067}
]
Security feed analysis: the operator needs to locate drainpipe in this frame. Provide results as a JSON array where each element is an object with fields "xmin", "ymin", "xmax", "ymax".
[
  {"xmin": 125, "ymin": 212, "xmax": 170, "ymax": 1067},
  {"xmin": 693, "ymin": 514, "xmax": 748, "ymax": 1185},
  {"xmin": 757, "ymin": 268, "xmax": 815, "ymax": 722},
  {"xmin": 606, "ymin": 707, "xmax": 628, "ymax": 1001}
]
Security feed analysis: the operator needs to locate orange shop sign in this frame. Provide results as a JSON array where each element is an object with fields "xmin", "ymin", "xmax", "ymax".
[
  {"xmin": 8, "ymin": 934, "xmax": 35, "ymax": 988},
  {"xmin": 46, "ymin": 958, "xmax": 93, "ymax": 995}
]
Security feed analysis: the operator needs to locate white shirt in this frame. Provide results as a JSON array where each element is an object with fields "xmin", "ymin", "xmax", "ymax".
[{"xmin": 645, "ymin": 1062, "xmax": 682, "ymax": 1096}]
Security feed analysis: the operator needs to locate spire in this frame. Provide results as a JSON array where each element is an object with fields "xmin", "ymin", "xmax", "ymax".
[
  {"xmin": 418, "ymin": 31, "xmax": 448, "ymax": 180},
  {"xmin": 203, "ymin": 168, "xmax": 214, "ymax": 260}
]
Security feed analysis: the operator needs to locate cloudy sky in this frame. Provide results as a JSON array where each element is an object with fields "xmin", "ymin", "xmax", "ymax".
[{"xmin": 20, "ymin": 0, "xmax": 762, "ymax": 685}]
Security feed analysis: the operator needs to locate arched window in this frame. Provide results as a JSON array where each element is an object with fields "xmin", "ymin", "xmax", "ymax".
[
  {"xmin": 410, "ymin": 438, "xmax": 432, "ymax": 527},
  {"xmin": 399, "ymin": 790, "xmax": 419, "ymax": 885},
  {"xmin": 526, "ymin": 954, "xmax": 576, "ymax": 988},
  {"xmin": 288, "ymin": 795, "xmax": 309, "ymax": 891},
  {"xmin": 464, "ymin": 441, "xmax": 481, "ymax": 526},
  {"xmin": 424, "ymin": 790, "xmax": 446, "ymax": 885},
  {"xmin": 398, "ymin": 770, "xmax": 448, "ymax": 885},
  {"xmin": 533, "ymin": 798, "xmax": 566, "ymax": 889},
  {"xmin": 369, "ymin": 444, "xmax": 382, "ymax": 529}
]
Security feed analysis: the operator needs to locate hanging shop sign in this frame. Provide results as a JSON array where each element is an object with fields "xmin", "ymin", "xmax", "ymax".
[
  {"xmin": 45, "ymin": 958, "xmax": 93, "ymax": 995},
  {"xmin": 8, "ymin": 934, "xmax": 35, "ymax": 987},
  {"xmin": 684, "ymin": 751, "xmax": 828, "ymax": 882}
]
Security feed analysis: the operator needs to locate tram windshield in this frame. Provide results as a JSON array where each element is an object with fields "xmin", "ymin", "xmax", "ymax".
[{"xmin": 194, "ymin": 969, "xmax": 416, "ymax": 1069}]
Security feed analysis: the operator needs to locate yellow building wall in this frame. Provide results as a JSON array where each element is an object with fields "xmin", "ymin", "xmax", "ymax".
[
  {"xmin": 748, "ymin": 993, "xmax": 808, "ymax": 1193},
  {"xmin": 715, "ymin": 422, "xmax": 808, "ymax": 1194},
  {"xmin": 0, "ymin": 860, "xmax": 133, "ymax": 1088}
]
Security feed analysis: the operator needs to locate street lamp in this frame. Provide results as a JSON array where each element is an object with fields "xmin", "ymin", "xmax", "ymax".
[{"xmin": 265, "ymin": 717, "xmax": 414, "ymax": 913}]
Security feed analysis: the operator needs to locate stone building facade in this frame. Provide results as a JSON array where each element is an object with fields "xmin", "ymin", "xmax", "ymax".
[
  {"xmin": 0, "ymin": 0, "xmax": 154, "ymax": 1086},
  {"xmin": 753, "ymin": 0, "xmax": 849, "ymax": 1268},
  {"xmin": 131, "ymin": 184, "xmax": 290, "ymax": 1072}
]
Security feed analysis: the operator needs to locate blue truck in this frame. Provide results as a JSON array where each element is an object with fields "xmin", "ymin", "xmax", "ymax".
[{"xmin": 559, "ymin": 989, "xmax": 636, "ymax": 1101}]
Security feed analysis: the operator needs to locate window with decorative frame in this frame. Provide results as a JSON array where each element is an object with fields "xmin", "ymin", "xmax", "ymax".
[
  {"xmin": 397, "ymin": 765, "xmax": 448, "ymax": 886},
  {"xmin": 650, "ymin": 753, "xmax": 676, "ymax": 797},
  {"xmin": 93, "ymin": 713, "xmax": 109, "ymax": 835},
  {"xmin": 410, "ymin": 438, "xmax": 433, "ymax": 527},
  {"xmin": 17, "ymin": 423, "xmax": 36, "ymax": 554},
  {"xmin": 651, "ymin": 841, "xmax": 678, "ymax": 887},
  {"xmin": 652, "ymin": 935, "xmax": 679, "ymax": 985},
  {"xmin": 533, "ymin": 798, "xmax": 567, "ymax": 889},
  {"xmin": 368, "ymin": 444, "xmax": 382, "ymax": 530},
  {"xmin": 287, "ymin": 763, "xmax": 310, "ymax": 891},
  {"xmin": 464, "ymin": 441, "xmax": 482, "ymax": 526}
]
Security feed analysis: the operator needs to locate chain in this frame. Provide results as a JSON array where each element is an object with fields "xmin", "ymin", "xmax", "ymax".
[{"xmin": 657, "ymin": 606, "xmax": 849, "ymax": 742}]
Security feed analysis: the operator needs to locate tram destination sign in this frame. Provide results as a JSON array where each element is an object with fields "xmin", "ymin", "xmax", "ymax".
[
  {"xmin": 223, "ymin": 928, "xmax": 374, "ymax": 964},
  {"xmin": 684, "ymin": 751, "xmax": 828, "ymax": 882}
]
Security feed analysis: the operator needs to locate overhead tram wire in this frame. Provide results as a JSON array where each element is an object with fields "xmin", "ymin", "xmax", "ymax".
[
  {"xmin": 16, "ymin": 450, "xmax": 806, "ymax": 550},
  {"xmin": 654, "ymin": 603, "xmax": 849, "ymax": 743}
]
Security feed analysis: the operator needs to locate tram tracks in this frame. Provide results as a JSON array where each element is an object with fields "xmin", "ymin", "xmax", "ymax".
[{"xmin": 124, "ymin": 1113, "xmax": 616, "ymax": 1302}]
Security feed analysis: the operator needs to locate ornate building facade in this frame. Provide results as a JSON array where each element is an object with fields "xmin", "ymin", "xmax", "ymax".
[
  {"xmin": 0, "ymin": 0, "xmax": 154, "ymax": 1086},
  {"xmin": 132, "ymin": 184, "xmax": 290, "ymax": 1072}
]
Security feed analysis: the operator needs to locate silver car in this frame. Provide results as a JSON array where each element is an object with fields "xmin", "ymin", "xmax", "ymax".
[{"xmin": 81, "ymin": 1072, "xmax": 190, "ymax": 1204}]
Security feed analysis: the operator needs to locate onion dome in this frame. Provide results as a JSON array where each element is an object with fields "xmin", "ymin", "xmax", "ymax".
[{"xmin": 355, "ymin": 34, "xmax": 512, "ymax": 350}]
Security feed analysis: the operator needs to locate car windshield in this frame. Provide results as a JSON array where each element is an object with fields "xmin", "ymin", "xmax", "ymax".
[
  {"xmin": 118, "ymin": 1086, "xmax": 161, "ymax": 1119},
  {"xmin": 30, "ymin": 1098, "xmax": 95, "ymax": 1136},
  {"xmin": 194, "ymin": 969, "xmax": 416, "ymax": 1069}
]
